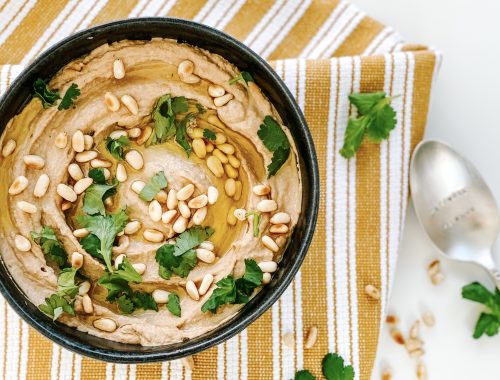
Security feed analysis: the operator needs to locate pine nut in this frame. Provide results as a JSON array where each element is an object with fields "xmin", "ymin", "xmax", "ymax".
[
  {"xmin": 208, "ymin": 84, "xmax": 225, "ymax": 97},
  {"xmin": 187, "ymin": 127, "xmax": 204, "ymax": 139},
  {"xmin": 71, "ymin": 251, "xmax": 84, "ymax": 269},
  {"xmin": 198, "ymin": 274, "xmax": 214, "ymax": 296},
  {"xmin": 382, "ymin": 369, "xmax": 393, "ymax": 380},
  {"xmin": 55, "ymin": 132, "xmax": 68, "ymax": 148},
  {"xmin": 74, "ymin": 177, "xmax": 93, "ymax": 194},
  {"xmin": 74, "ymin": 298, "xmax": 83, "ymax": 313},
  {"xmin": 224, "ymin": 178, "xmax": 236, "ymax": 197},
  {"xmin": 390, "ymin": 328, "xmax": 405, "ymax": 345},
  {"xmin": 104, "ymin": 197, "xmax": 113, "ymax": 207},
  {"xmin": 124, "ymin": 220, "xmax": 141, "ymax": 235},
  {"xmin": 178, "ymin": 60, "xmax": 194, "ymax": 77},
  {"xmin": 280, "ymin": 331, "xmax": 293, "ymax": 348},
  {"xmin": 2, "ymin": 139, "xmax": 16, "ymax": 157},
  {"xmin": 16, "ymin": 200, "xmax": 37, "ymax": 215},
  {"xmin": 78, "ymin": 281, "xmax": 91, "ymax": 295},
  {"xmin": 253, "ymin": 184, "xmax": 271, "ymax": 196},
  {"xmin": 57, "ymin": 184, "xmax": 77, "ymax": 202},
  {"xmin": 196, "ymin": 248, "xmax": 215, "ymax": 263},
  {"xmin": 386, "ymin": 314, "xmax": 399, "ymax": 325},
  {"xmin": 262, "ymin": 272, "xmax": 272, "ymax": 284},
  {"xmin": 261, "ymin": 235, "xmax": 279, "ymax": 252},
  {"xmin": 133, "ymin": 263, "xmax": 146, "ymax": 275},
  {"xmin": 275, "ymin": 236, "xmax": 287, "ymax": 248},
  {"xmin": 207, "ymin": 155, "xmax": 224, "ymax": 177},
  {"xmin": 234, "ymin": 208, "xmax": 247, "ymax": 221},
  {"xmin": 155, "ymin": 189, "xmax": 167, "ymax": 203},
  {"xmin": 114, "ymin": 253, "xmax": 125, "ymax": 269},
  {"xmin": 234, "ymin": 180, "xmax": 242, "ymax": 201},
  {"xmin": 112, "ymin": 235, "xmax": 130, "ymax": 254},
  {"xmin": 143, "ymin": 229, "xmax": 164, "ymax": 243},
  {"xmin": 199, "ymin": 241, "xmax": 214, "ymax": 251},
  {"xmin": 431, "ymin": 272, "xmax": 445, "ymax": 285},
  {"xmin": 206, "ymin": 142, "xmax": 214, "ymax": 152},
  {"xmin": 33, "ymin": 174, "xmax": 50, "ymax": 197},
  {"xmin": 191, "ymin": 207, "xmax": 207, "ymax": 226},
  {"xmin": 93, "ymin": 318, "xmax": 117, "ymax": 332},
  {"xmin": 104, "ymin": 92, "xmax": 120, "ymax": 112},
  {"xmin": 257, "ymin": 199, "xmax": 278, "ymax": 213},
  {"xmin": 23, "ymin": 154, "xmax": 45, "ymax": 169},
  {"xmin": 188, "ymin": 194, "xmax": 208, "ymax": 209},
  {"xmin": 90, "ymin": 158, "xmax": 111, "ymax": 168},
  {"xmin": 178, "ymin": 201, "xmax": 191, "ymax": 218},
  {"xmin": 269, "ymin": 224, "xmax": 289, "ymax": 234},
  {"xmin": 365, "ymin": 284, "xmax": 381, "ymax": 300},
  {"xmin": 167, "ymin": 189, "xmax": 178, "ymax": 210},
  {"xmin": 409, "ymin": 349, "xmax": 425, "ymax": 359},
  {"xmin": 427, "ymin": 259, "xmax": 440, "ymax": 276},
  {"xmin": 113, "ymin": 58, "xmax": 125, "ymax": 79},
  {"xmin": 128, "ymin": 127, "xmax": 141, "ymax": 138},
  {"xmin": 162, "ymin": 210, "xmax": 177, "ymax": 224},
  {"xmin": 214, "ymin": 93, "xmax": 233, "ymax": 107},
  {"xmin": 213, "ymin": 148, "xmax": 228, "ymax": 164},
  {"xmin": 131, "ymin": 181, "xmax": 145, "ymax": 194},
  {"xmin": 110, "ymin": 130, "xmax": 128, "ymax": 140},
  {"xmin": 416, "ymin": 362, "xmax": 427, "ymax": 380},
  {"xmin": 152, "ymin": 289, "xmax": 170, "ymax": 304},
  {"xmin": 422, "ymin": 312, "xmax": 435, "ymax": 327},
  {"xmin": 68, "ymin": 163, "xmax": 84, "ymax": 180},
  {"xmin": 8, "ymin": 176, "xmax": 28, "ymax": 195},
  {"xmin": 173, "ymin": 216, "xmax": 189, "ymax": 234},
  {"xmin": 72, "ymin": 130, "xmax": 85, "ymax": 152},
  {"xmin": 75, "ymin": 150, "xmax": 98, "ymax": 163},
  {"xmin": 116, "ymin": 163, "xmax": 127, "ymax": 182},
  {"xmin": 136, "ymin": 126, "xmax": 153, "ymax": 146},
  {"xmin": 182, "ymin": 356, "xmax": 195, "ymax": 373},
  {"xmin": 207, "ymin": 186, "xmax": 219, "ymax": 204},
  {"xmin": 227, "ymin": 154, "xmax": 240, "ymax": 168},
  {"xmin": 270, "ymin": 212, "xmax": 291, "ymax": 225},
  {"xmin": 186, "ymin": 280, "xmax": 199, "ymax": 301},
  {"xmin": 177, "ymin": 184, "xmax": 195, "ymax": 201},
  {"xmin": 149, "ymin": 200, "xmax": 162, "ymax": 222},
  {"xmin": 14, "ymin": 235, "xmax": 31, "ymax": 252},
  {"xmin": 405, "ymin": 338, "xmax": 423, "ymax": 352},
  {"xmin": 181, "ymin": 74, "xmax": 200, "ymax": 84},
  {"xmin": 224, "ymin": 164, "xmax": 238, "ymax": 179},
  {"xmin": 121, "ymin": 95, "xmax": 139, "ymax": 115},
  {"xmin": 410, "ymin": 320, "xmax": 420, "ymax": 339},
  {"xmin": 192, "ymin": 138, "xmax": 206, "ymax": 158},
  {"xmin": 61, "ymin": 201, "xmax": 72, "ymax": 211},
  {"xmin": 227, "ymin": 206, "xmax": 237, "ymax": 226},
  {"xmin": 82, "ymin": 294, "xmax": 94, "ymax": 314},
  {"xmin": 304, "ymin": 326, "xmax": 318, "ymax": 349},
  {"xmin": 218, "ymin": 143, "xmax": 235, "ymax": 155},
  {"xmin": 125, "ymin": 150, "xmax": 144, "ymax": 170},
  {"xmin": 258, "ymin": 261, "xmax": 278, "ymax": 273},
  {"xmin": 73, "ymin": 228, "xmax": 89, "ymax": 238},
  {"xmin": 84, "ymin": 135, "xmax": 94, "ymax": 150}
]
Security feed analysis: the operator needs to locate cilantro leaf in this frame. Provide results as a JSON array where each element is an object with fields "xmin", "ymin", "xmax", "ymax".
[
  {"xmin": 474, "ymin": 313, "xmax": 500, "ymax": 338},
  {"xmin": 257, "ymin": 116, "xmax": 291, "ymax": 177},
  {"xmin": 33, "ymin": 79, "xmax": 60, "ymax": 108},
  {"xmin": 150, "ymin": 94, "xmax": 188, "ymax": 145},
  {"xmin": 82, "ymin": 179, "xmax": 117, "ymax": 216},
  {"xmin": 155, "ymin": 244, "xmax": 198, "ymax": 279},
  {"xmin": 39, "ymin": 293, "xmax": 75, "ymax": 321},
  {"xmin": 322, "ymin": 353, "xmax": 354, "ymax": 380},
  {"xmin": 131, "ymin": 292, "xmax": 158, "ymax": 312},
  {"xmin": 245, "ymin": 211, "xmax": 261, "ymax": 237},
  {"xmin": 340, "ymin": 92, "xmax": 398, "ymax": 158},
  {"xmin": 58, "ymin": 83, "xmax": 80, "ymax": 110},
  {"xmin": 167, "ymin": 293, "xmax": 181, "ymax": 317},
  {"xmin": 203, "ymin": 129, "xmax": 216, "ymax": 141},
  {"xmin": 139, "ymin": 171, "xmax": 167, "ymax": 201},
  {"xmin": 31, "ymin": 226, "xmax": 67, "ymax": 267},
  {"xmin": 462, "ymin": 282, "xmax": 495, "ymax": 305},
  {"xmin": 80, "ymin": 233, "xmax": 103, "ymax": 260},
  {"xmin": 98, "ymin": 274, "xmax": 129, "ymax": 301},
  {"xmin": 88, "ymin": 168, "xmax": 106, "ymax": 184},
  {"xmin": 196, "ymin": 103, "xmax": 207, "ymax": 114},
  {"xmin": 229, "ymin": 71, "xmax": 254, "ymax": 86},
  {"xmin": 173, "ymin": 226, "xmax": 214, "ymax": 257},
  {"xmin": 114, "ymin": 258, "xmax": 143, "ymax": 283},
  {"xmin": 295, "ymin": 370, "xmax": 316, "ymax": 380},
  {"xmin": 57, "ymin": 267, "xmax": 79, "ymax": 297},
  {"xmin": 201, "ymin": 276, "xmax": 236, "ymax": 313},
  {"xmin": 106, "ymin": 135, "xmax": 130, "ymax": 160},
  {"xmin": 176, "ymin": 113, "xmax": 194, "ymax": 156},
  {"xmin": 462, "ymin": 281, "xmax": 500, "ymax": 338},
  {"xmin": 117, "ymin": 294, "xmax": 135, "ymax": 314},
  {"xmin": 77, "ymin": 208, "xmax": 128, "ymax": 272},
  {"xmin": 241, "ymin": 259, "xmax": 263, "ymax": 287}
]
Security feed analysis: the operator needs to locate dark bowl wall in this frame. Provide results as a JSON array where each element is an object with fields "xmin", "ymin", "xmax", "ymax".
[{"xmin": 0, "ymin": 18, "xmax": 319, "ymax": 363}]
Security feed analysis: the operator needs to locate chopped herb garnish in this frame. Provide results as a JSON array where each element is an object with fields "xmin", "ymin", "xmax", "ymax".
[
  {"xmin": 339, "ymin": 92, "xmax": 398, "ymax": 158},
  {"xmin": 257, "ymin": 116, "xmax": 291, "ymax": 177},
  {"xmin": 33, "ymin": 79, "xmax": 60, "ymax": 108},
  {"xmin": 31, "ymin": 226, "xmax": 67, "ymax": 268},
  {"xmin": 58, "ymin": 83, "xmax": 80, "ymax": 110},
  {"xmin": 462, "ymin": 281, "xmax": 500, "ymax": 338},
  {"xmin": 57, "ymin": 267, "xmax": 79, "ymax": 297},
  {"xmin": 106, "ymin": 135, "xmax": 130, "ymax": 160},
  {"xmin": 173, "ymin": 226, "xmax": 214, "ymax": 257},
  {"xmin": 150, "ymin": 94, "xmax": 188, "ymax": 145},
  {"xmin": 156, "ymin": 244, "xmax": 198, "ymax": 280},
  {"xmin": 293, "ymin": 352, "xmax": 355, "ymax": 380},
  {"xmin": 79, "ymin": 233, "xmax": 103, "ymax": 260},
  {"xmin": 139, "ymin": 171, "xmax": 167, "ymax": 202},
  {"xmin": 245, "ymin": 211, "xmax": 261, "ymax": 237},
  {"xmin": 203, "ymin": 128, "xmax": 216, "ymax": 141},
  {"xmin": 229, "ymin": 71, "xmax": 254, "ymax": 87},
  {"xmin": 196, "ymin": 103, "xmax": 207, "ymax": 114},
  {"xmin": 39, "ymin": 268, "xmax": 80, "ymax": 321},
  {"xmin": 82, "ymin": 170, "xmax": 117, "ymax": 216},
  {"xmin": 176, "ymin": 113, "xmax": 195, "ymax": 156},
  {"xmin": 167, "ymin": 293, "xmax": 181, "ymax": 317}
]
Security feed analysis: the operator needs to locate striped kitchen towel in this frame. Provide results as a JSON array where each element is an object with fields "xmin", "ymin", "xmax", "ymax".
[{"xmin": 0, "ymin": 0, "xmax": 440, "ymax": 379}]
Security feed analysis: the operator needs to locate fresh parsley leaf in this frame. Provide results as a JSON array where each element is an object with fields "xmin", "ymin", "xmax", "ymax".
[
  {"xmin": 33, "ymin": 79, "xmax": 60, "ymax": 108},
  {"xmin": 257, "ymin": 116, "xmax": 291, "ymax": 177},
  {"xmin": 31, "ymin": 226, "xmax": 67, "ymax": 267},
  {"xmin": 98, "ymin": 274, "xmax": 129, "ymax": 301},
  {"xmin": 339, "ymin": 92, "xmax": 398, "ymax": 158},
  {"xmin": 83, "ymin": 181, "xmax": 117, "ymax": 216},
  {"xmin": 295, "ymin": 370, "xmax": 316, "ymax": 380},
  {"xmin": 201, "ymin": 275, "xmax": 236, "ymax": 313},
  {"xmin": 167, "ymin": 293, "xmax": 181, "ymax": 317},
  {"xmin": 155, "ymin": 244, "xmax": 198, "ymax": 279},
  {"xmin": 176, "ymin": 113, "xmax": 194, "ymax": 156},
  {"xmin": 131, "ymin": 291, "xmax": 158, "ymax": 312},
  {"xmin": 77, "ymin": 208, "xmax": 128, "ymax": 272},
  {"xmin": 322, "ymin": 353, "xmax": 354, "ymax": 380},
  {"xmin": 139, "ymin": 171, "xmax": 167, "ymax": 201},
  {"xmin": 229, "ymin": 71, "xmax": 254, "ymax": 86},
  {"xmin": 462, "ymin": 281, "xmax": 500, "ymax": 338},
  {"xmin": 245, "ymin": 211, "xmax": 262, "ymax": 237},
  {"xmin": 203, "ymin": 128, "xmax": 216, "ymax": 141},
  {"xmin": 39, "ymin": 293, "xmax": 75, "ymax": 321},
  {"xmin": 196, "ymin": 103, "xmax": 206, "ymax": 114},
  {"xmin": 58, "ymin": 83, "xmax": 80, "ymax": 110},
  {"xmin": 80, "ymin": 234, "xmax": 103, "ymax": 260},
  {"xmin": 106, "ymin": 135, "xmax": 130, "ymax": 160},
  {"xmin": 57, "ymin": 267, "xmax": 79, "ymax": 297},
  {"xmin": 173, "ymin": 226, "xmax": 214, "ymax": 257},
  {"xmin": 117, "ymin": 294, "xmax": 135, "ymax": 314},
  {"xmin": 241, "ymin": 259, "xmax": 263, "ymax": 287},
  {"xmin": 114, "ymin": 258, "xmax": 143, "ymax": 283},
  {"xmin": 88, "ymin": 168, "xmax": 106, "ymax": 184},
  {"xmin": 150, "ymin": 94, "xmax": 188, "ymax": 145}
]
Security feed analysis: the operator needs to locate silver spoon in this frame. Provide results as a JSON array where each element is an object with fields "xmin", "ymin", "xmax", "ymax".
[{"xmin": 410, "ymin": 140, "xmax": 500, "ymax": 289}]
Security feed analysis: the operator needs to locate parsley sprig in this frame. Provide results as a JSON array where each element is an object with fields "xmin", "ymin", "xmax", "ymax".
[
  {"xmin": 106, "ymin": 135, "xmax": 130, "ymax": 160},
  {"xmin": 58, "ymin": 83, "xmax": 80, "ymax": 110},
  {"xmin": 150, "ymin": 94, "xmax": 188, "ymax": 145},
  {"xmin": 245, "ymin": 211, "xmax": 261, "ymax": 237},
  {"xmin": 339, "ymin": 92, "xmax": 398, "ymax": 158},
  {"xmin": 229, "ymin": 71, "xmax": 254, "ymax": 87},
  {"xmin": 257, "ymin": 116, "xmax": 291, "ymax": 177},
  {"xmin": 294, "ymin": 353, "xmax": 354, "ymax": 380},
  {"xmin": 203, "ymin": 128, "xmax": 216, "ymax": 141},
  {"xmin": 462, "ymin": 281, "xmax": 500, "ymax": 338},
  {"xmin": 31, "ymin": 226, "xmax": 68, "ymax": 268},
  {"xmin": 38, "ymin": 267, "xmax": 80, "ymax": 321},
  {"xmin": 139, "ymin": 171, "xmax": 168, "ymax": 202},
  {"xmin": 82, "ymin": 168, "xmax": 117, "ymax": 216},
  {"xmin": 33, "ymin": 79, "xmax": 80, "ymax": 110}
]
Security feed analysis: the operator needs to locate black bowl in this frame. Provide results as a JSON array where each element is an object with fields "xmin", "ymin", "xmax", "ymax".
[{"xmin": 0, "ymin": 18, "xmax": 319, "ymax": 363}]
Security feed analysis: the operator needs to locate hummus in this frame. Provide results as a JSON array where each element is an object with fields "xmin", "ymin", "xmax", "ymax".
[{"xmin": 0, "ymin": 38, "xmax": 301, "ymax": 345}]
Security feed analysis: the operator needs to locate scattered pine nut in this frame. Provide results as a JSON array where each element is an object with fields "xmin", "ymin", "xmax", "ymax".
[
  {"xmin": 33, "ymin": 174, "xmax": 50, "ymax": 197},
  {"xmin": 181, "ymin": 355, "xmax": 195, "ymax": 373},
  {"xmin": 381, "ymin": 369, "xmax": 393, "ymax": 380},
  {"xmin": 431, "ymin": 272, "xmax": 445, "ymax": 285},
  {"xmin": 409, "ymin": 320, "xmax": 420, "ymax": 339},
  {"xmin": 82, "ymin": 294, "xmax": 93, "ymax": 314},
  {"xmin": 385, "ymin": 314, "xmax": 399, "ymax": 325},
  {"xmin": 116, "ymin": 163, "xmax": 127, "ymax": 182},
  {"xmin": 365, "ymin": 284, "xmax": 381, "ymax": 300},
  {"xmin": 8, "ymin": 176, "xmax": 29, "ymax": 195},
  {"xmin": 257, "ymin": 199, "xmax": 278, "ymax": 213},
  {"xmin": 113, "ymin": 59, "xmax": 125, "ymax": 79},
  {"xmin": 173, "ymin": 216, "xmax": 189, "ymax": 234},
  {"xmin": 176, "ymin": 183, "xmax": 195, "ymax": 201},
  {"xmin": 143, "ymin": 229, "xmax": 164, "ymax": 243},
  {"xmin": 133, "ymin": 263, "xmax": 146, "ymax": 275},
  {"xmin": 75, "ymin": 150, "xmax": 98, "ymax": 163},
  {"xmin": 304, "ymin": 326, "xmax": 318, "ymax": 349},
  {"xmin": 68, "ymin": 163, "xmax": 84, "ymax": 181},
  {"xmin": 390, "ymin": 328, "xmax": 405, "ymax": 345},
  {"xmin": 14, "ymin": 235, "xmax": 31, "ymax": 252},
  {"xmin": 227, "ymin": 206, "xmax": 237, "ymax": 226},
  {"xmin": 422, "ymin": 312, "xmax": 435, "ymax": 327},
  {"xmin": 125, "ymin": 150, "xmax": 144, "ymax": 170},
  {"xmin": 207, "ymin": 186, "xmax": 219, "ymax": 204},
  {"xmin": 104, "ymin": 92, "xmax": 120, "ymax": 112},
  {"xmin": 208, "ymin": 84, "xmax": 225, "ymax": 97},
  {"xmin": 261, "ymin": 235, "xmax": 279, "ymax": 252},
  {"xmin": 253, "ymin": 184, "xmax": 270, "ymax": 196},
  {"xmin": 71, "ymin": 252, "xmax": 84, "ymax": 269},
  {"xmin": 283, "ymin": 332, "xmax": 295, "ymax": 348},
  {"xmin": 207, "ymin": 155, "xmax": 224, "ymax": 177},
  {"xmin": 186, "ymin": 280, "xmax": 199, "ymax": 301},
  {"xmin": 120, "ymin": 95, "xmax": 139, "ymax": 115},
  {"xmin": 258, "ymin": 261, "xmax": 277, "ymax": 273},
  {"xmin": 152, "ymin": 289, "xmax": 170, "ymax": 304},
  {"xmin": 214, "ymin": 93, "xmax": 233, "ymax": 107},
  {"xmin": 192, "ymin": 207, "xmax": 207, "ymax": 225},
  {"xmin": 72, "ymin": 130, "xmax": 85, "ymax": 153},
  {"xmin": 178, "ymin": 60, "xmax": 194, "ymax": 77},
  {"xmin": 124, "ymin": 220, "xmax": 141, "ymax": 235},
  {"xmin": 17, "ymin": 201, "xmax": 37, "ymax": 214},
  {"xmin": 2, "ymin": 139, "xmax": 16, "ymax": 157},
  {"xmin": 93, "ymin": 318, "xmax": 117, "ymax": 332},
  {"xmin": 416, "ymin": 361, "xmax": 427, "ymax": 380},
  {"xmin": 136, "ymin": 126, "xmax": 152, "ymax": 145},
  {"xmin": 23, "ymin": 154, "xmax": 45, "ymax": 169},
  {"xmin": 57, "ymin": 184, "xmax": 77, "ymax": 202},
  {"xmin": 262, "ymin": 272, "xmax": 272, "ymax": 285}
]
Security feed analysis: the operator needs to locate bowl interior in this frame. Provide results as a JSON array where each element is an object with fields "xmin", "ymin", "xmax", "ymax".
[{"xmin": 0, "ymin": 18, "xmax": 319, "ymax": 362}]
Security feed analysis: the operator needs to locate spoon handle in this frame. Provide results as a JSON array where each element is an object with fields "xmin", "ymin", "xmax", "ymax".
[{"xmin": 487, "ymin": 268, "xmax": 500, "ymax": 291}]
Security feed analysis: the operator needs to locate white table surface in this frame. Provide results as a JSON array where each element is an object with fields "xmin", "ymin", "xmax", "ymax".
[{"xmin": 348, "ymin": 1, "xmax": 500, "ymax": 379}]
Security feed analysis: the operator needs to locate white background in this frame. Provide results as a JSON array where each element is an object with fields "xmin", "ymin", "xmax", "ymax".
[{"xmin": 349, "ymin": 1, "xmax": 500, "ymax": 379}]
